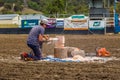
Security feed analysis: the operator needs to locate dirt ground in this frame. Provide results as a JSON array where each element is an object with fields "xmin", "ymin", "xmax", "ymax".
[{"xmin": 0, "ymin": 34, "xmax": 120, "ymax": 80}]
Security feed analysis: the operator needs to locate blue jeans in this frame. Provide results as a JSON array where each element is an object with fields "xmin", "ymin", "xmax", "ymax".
[{"xmin": 27, "ymin": 44, "xmax": 42, "ymax": 60}]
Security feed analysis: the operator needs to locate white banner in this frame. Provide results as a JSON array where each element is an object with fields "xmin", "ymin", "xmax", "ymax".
[{"xmin": 64, "ymin": 18, "xmax": 88, "ymax": 30}]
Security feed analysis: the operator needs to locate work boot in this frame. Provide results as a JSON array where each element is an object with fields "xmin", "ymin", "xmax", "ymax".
[{"xmin": 20, "ymin": 52, "xmax": 28, "ymax": 61}]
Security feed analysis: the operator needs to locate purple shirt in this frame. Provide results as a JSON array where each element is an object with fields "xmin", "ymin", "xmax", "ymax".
[{"xmin": 27, "ymin": 25, "xmax": 45, "ymax": 46}]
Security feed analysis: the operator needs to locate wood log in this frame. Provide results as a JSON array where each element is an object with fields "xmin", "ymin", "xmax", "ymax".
[
  {"xmin": 66, "ymin": 47, "xmax": 79, "ymax": 57},
  {"xmin": 71, "ymin": 50, "xmax": 85, "ymax": 57},
  {"xmin": 55, "ymin": 36, "xmax": 65, "ymax": 47},
  {"xmin": 54, "ymin": 47, "xmax": 68, "ymax": 59}
]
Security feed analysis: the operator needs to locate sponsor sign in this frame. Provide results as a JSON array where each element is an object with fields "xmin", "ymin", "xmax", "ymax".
[
  {"xmin": 89, "ymin": 20, "xmax": 105, "ymax": 29},
  {"xmin": 47, "ymin": 18, "xmax": 56, "ymax": 28},
  {"xmin": 21, "ymin": 19, "xmax": 39, "ymax": 28},
  {"xmin": 56, "ymin": 20, "xmax": 64, "ymax": 28},
  {"xmin": 72, "ymin": 15, "xmax": 85, "ymax": 19},
  {"xmin": 64, "ymin": 19, "xmax": 88, "ymax": 30}
]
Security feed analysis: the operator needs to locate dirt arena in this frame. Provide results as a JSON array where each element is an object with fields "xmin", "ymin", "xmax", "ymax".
[{"xmin": 0, "ymin": 34, "xmax": 120, "ymax": 80}]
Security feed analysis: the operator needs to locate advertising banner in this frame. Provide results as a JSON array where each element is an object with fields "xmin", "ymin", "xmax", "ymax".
[
  {"xmin": 47, "ymin": 18, "xmax": 56, "ymax": 28},
  {"xmin": 56, "ymin": 19, "xmax": 64, "ymax": 28},
  {"xmin": 21, "ymin": 19, "xmax": 39, "ymax": 28},
  {"xmin": 64, "ymin": 18, "xmax": 88, "ymax": 30},
  {"xmin": 89, "ymin": 20, "xmax": 105, "ymax": 29}
]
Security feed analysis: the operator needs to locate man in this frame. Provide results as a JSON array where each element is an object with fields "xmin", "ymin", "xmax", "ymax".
[{"xmin": 21, "ymin": 19, "xmax": 50, "ymax": 61}]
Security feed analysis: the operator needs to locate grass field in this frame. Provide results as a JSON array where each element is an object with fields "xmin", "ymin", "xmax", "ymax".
[{"xmin": 0, "ymin": 34, "xmax": 120, "ymax": 80}]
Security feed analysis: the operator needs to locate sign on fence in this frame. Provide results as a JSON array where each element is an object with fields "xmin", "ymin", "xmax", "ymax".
[
  {"xmin": 47, "ymin": 18, "xmax": 56, "ymax": 28},
  {"xmin": 56, "ymin": 19, "xmax": 64, "ymax": 28},
  {"xmin": 64, "ymin": 18, "xmax": 88, "ymax": 30},
  {"xmin": 21, "ymin": 19, "xmax": 39, "ymax": 28},
  {"xmin": 89, "ymin": 20, "xmax": 105, "ymax": 29}
]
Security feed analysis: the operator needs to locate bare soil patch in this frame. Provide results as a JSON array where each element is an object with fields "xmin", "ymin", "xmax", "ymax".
[{"xmin": 0, "ymin": 34, "xmax": 120, "ymax": 80}]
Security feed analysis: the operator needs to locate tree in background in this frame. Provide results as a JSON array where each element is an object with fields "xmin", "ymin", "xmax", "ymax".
[
  {"xmin": 0, "ymin": 0, "xmax": 4, "ymax": 7},
  {"xmin": 109, "ymin": 1, "xmax": 120, "ymax": 14},
  {"xmin": 0, "ymin": 0, "xmax": 24, "ymax": 14},
  {"xmin": 0, "ymin": 0, "xmax": 119, "ymax": 15},
  {"xmin": 28, "ymin": 1, "xmax": 40, "ymax": 10},
  {"xmin": 45, "ymin": 0, "xmax": 64, "ymax": 17},
  {"xmin": 14, "ymin": 4, "xmax": 24, "ymax": 12},
  {"xmin": 116, "ymin": 2, "xmax": 120, "ymax": 14}
]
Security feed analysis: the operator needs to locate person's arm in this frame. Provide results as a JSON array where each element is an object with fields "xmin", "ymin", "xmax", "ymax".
[
  {"xmin": 38, "ymin": 34, "xmax": 49, "ymax": 42},
  {"xmin": 38, "ymin": 34, "xmax": 44, "ymax": 42},
  {"xmin": 43, "ymin": 35, "xmax": 49, "ymax": 40}
]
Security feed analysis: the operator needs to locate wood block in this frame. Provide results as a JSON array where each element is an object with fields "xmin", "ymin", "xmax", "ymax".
[
  {"xmin": 54, "ymin": 47, "xmax": 68, "ymax": 59},
  {"xmin": 66, "ymin": 47, "xmax": 79, "ymax": 57},
  {"xmin": 55, "ymin": 36, "xmax": 65, "ymax": 47}
]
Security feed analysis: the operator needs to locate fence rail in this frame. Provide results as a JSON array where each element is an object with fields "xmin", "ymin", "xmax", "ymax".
[{"xmin": 0, "ymin": 27, "xmax": 114, "ymax": 34}]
